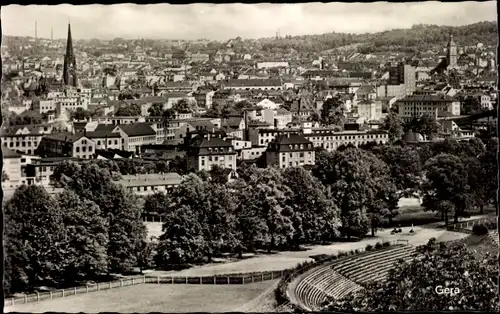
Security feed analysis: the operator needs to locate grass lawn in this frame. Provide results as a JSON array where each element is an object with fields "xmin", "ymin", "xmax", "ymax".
[{"xmin": 4, "ymin": 281, "xmax": 278, "ymax": 313}]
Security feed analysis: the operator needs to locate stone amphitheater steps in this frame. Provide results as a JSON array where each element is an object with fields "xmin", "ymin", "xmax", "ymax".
[
  {"xmin": 332, "ymin": 245, "xmax": 410, "ymax": 272},
  {"xmin": 337, "ymin": 248, "xmax": 417, "ymax": 285},
  {"xmin": 291, "ymin": 245, "xmax": 416, "ymax": 311},
  {"xmin": 333, "ymin": 246, "xmax": 417, "ymax": 286},
  {"xmin": 295, "ymin": 265, "xmax": 362, "ymax": 311},
  {"xmin": 489, "ymin": 230, "xmax": 499, "ymax": 247}
]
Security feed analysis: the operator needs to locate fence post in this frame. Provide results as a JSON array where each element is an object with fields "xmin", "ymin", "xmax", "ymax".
[
  {"xmin": 132, "ymin": 278, "xmax": 135, "ymax": 285},
  {"xmin": 62, "ymin": 289, "xmax": 65, "ymax": 297},
  {"xmin": 157, "ymin": 276, "xmax": 160, "ymax": 284},
  {"xmin": 271, "ymin": 272, "xmax": 274, "ymax": 280},
  {"xmin": 213, "ymin": 277, "xmax": 216, "ymax": 285},
  {"xmin": 36, "ymin": 291, "xmax": 39, "ymax": 302},
  {"xmin": 50, "ymin": 291, "xmax": 53, "ymax": 299},
  {"xmin": 261, "ymin": 273, "xmax": 264, "ymax": 281},
  {"xmin": 280, "ymin": 270, "xmax": 284, "ymax": 277},
  {"xmin": 74, "ymin": 287, "xmax": 77, "ymax": 295},
  {"xmin": 171, "ymin": 277, "xmax": 174, "ymax": 284},
  {"xmin": 120, "ymin": 279, "xmax": 123, "ymax": 287},
  {"xmin": 97, "ymin": 283, "xmax": 100, "ymax": 291},
  {"xmin": 86, "ymin": 285, "xmax": 89, "ymax": 293},
  {"xmin": 11, "ymin": 298, "xmax": 15, "ymax": 306},
  {"xmin": 252, "ymin": 275, "xmax": 254, "ymax": 283},
  {"xmin": 109, "ymin": 281, "xmax": 112, "ymax": 289},
  {"xmin": 227, "ymin": 277, "xmax": 230, "ymax": 284},
  {"xmin": 199, "ymin": 277, "xmax": 202, "ymax": 284},
  {"xmin": 24, "ymin": 295, "xmax": 27, "ymax": 303}
]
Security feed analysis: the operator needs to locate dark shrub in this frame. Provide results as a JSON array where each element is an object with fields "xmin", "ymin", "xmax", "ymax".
[
  {"xmin": 472, "ymin": 223, "xmax": 489, "ymax": 235},
  {"xmin": 375, "ymin": 242, "xmax": 383, "ymax": 249},
  {"xmin": 354, "ymin": 249, "xmax": 360, "ymax": 254},
  {"xmin": 382, "ymin": 241, "xmax": 391, "ymax": 247},
  {"xmin": 366, "ymin": 244, "xmax": 373, "ymax": 251}
]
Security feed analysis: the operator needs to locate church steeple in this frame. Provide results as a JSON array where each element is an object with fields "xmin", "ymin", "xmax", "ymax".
[
  {"xmin": 446, "ymin": 32, "xmax": 458, "ymax": 68},
  {"xmin": 63, "ymin": 23, "xmax": 78, "ymax": 87}
]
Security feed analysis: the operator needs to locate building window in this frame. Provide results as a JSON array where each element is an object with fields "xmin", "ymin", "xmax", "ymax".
[{"xmin": 76, "ymin": 147, "xmax": 80, "ymax": 152}]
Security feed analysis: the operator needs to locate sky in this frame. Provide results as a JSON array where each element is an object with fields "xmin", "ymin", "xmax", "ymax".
[{"xmin": 1, "ymin": 2, "xmax": 497, "ymax": 41}]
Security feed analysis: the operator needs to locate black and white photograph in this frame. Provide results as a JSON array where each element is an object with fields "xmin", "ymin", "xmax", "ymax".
[{"xmin": 1, "ymin": 1, "xmax": 498, "ymax": 312}]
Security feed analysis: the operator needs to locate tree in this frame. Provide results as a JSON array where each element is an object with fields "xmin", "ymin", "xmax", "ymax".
[
  {"xmin": 372, "ymin": 145, "xmax": 422, "ymax": 198},
  {"xmin": 115, "ymin": 103, "xmax": 142, "ymax": 116},
  {"xmin": 236, "ymin": 167, "xmax": 294, "ymax": 252},
  {"xmin": 234, "ymin": 100, "xmax": 254, "ymax": 112},
  {"xmin": 200, "ymin": 184, "xmax": 239, "ymax": 261},
  {"xmin": 147, "ymin": 103, "xmax": 165, "ymax": 117},
  {"xmin": 172, "ymin": 98, "xmax": 196, "ymax": 114},
  {"xmin": 71, "ymin": 107, "xmax": 92, "ymax": 121},
  {"xmin": 382, "ymin": 112, "xmax": 404, "ymax": 143},
  {"xmin": 282, "ymin": 167, "xmax": 340, "ymax": 246},
  {"xmin": 4, "ymin": 185, "xmax": 67, "ymax": 293},
  {"xmin": 209, "ymin": 165, "xmax": 232, "ymax": 185},
  {"xmin": 134, "ymin": 240, "xmax": 156, "ymax": 273},
  {"xmin": 479, "ymin": 138, "xmax": 498, "ymax": 214},
  {"xmin": 421, "ymin": 153, "xmax": 470, "ymax": 225},
  {"xmin": 155, "ymin": 174, "xmax": 209, "ymax": 267},
  {"xmin": 143, "ymin": 192, "xmax": 170, "ymax": 219},
  {"xmin": 325, "ymin": 239, "xmax": 499, "ymax": 311},
  {"xmin": 462, "ymin": 96, "xmax": 482, "ymax": 115},
  {"xmin": 313, "ymin": 148, "xmax": 392, "ymax": 238},
  {"xmin": 56, "ymin": 189, "xmax": 108, "ymax": 284},
  {"xmin": 169, "ymin": 155, "xmax": 189, "ymax": 174},
  {"xmin": 406, "ymin": 114, "xmax": 440, "ymax": 140},
  {"xmin": 51, "ymin": 162, "xmax": 147, "ymax": 274},
  {"xmin": 321, "ymin": 97, "xmax": 344, "ymax": 126}
]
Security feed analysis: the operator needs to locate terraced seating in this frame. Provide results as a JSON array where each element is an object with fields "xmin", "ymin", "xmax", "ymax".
[
  {"xmin": 295, "ymin": 268, "xmax": 361, "ymax": 311},
  {"xmin": 291, "ymin": 245, "xmax": 417, "ymax": 311},
  {"xmin": 489, "ymin": 230, "xmax": 499, "ymax": 247},
  {"xmin": 332, "ymin": 245, "xmax": 417, "ymax": 286}
]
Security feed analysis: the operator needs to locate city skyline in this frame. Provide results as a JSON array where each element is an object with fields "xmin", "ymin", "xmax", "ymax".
[{"xmin": 1, "ymin": 2, "xmax": 497, "ymax": 41}]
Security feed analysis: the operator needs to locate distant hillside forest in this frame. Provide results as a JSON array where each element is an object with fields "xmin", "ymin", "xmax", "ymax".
[{"xmin": 255, "ymin": 21, "xmax": 498, "ymax": 54}]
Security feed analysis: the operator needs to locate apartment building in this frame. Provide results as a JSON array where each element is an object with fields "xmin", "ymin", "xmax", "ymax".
[
  {"xmin": 396, "ymin": 94, "xmax": 461, "ymax": 122},
  {"xmin": 113, "ymin": 123, "xmax": 157, "ymax": 155},
  {"xmin": 36, "ymin": 133, "xmax": 96, "ymax": 159},
  {"xmin": 186, "ymin": 134, "xmax": 237, "ymax": 172},
  {"xmin": 265, "ymin": 133, "xmax": 315, "ymax": 169},
  {"xmin": 303, "ymin": 129, "xmax": 389, "ymax": 152}
]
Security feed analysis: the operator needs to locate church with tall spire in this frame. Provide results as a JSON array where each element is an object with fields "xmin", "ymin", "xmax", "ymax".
[
  {"xmin": 63, "ymin": 23, "xmax": 78, "ymax": 87},
  {"xmin": 446, "ymin": 33, "xmax": 458, "ymax": 69}
]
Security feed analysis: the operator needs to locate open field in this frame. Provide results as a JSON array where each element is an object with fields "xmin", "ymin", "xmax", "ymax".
[{"xmin": 4, "ymin": 280, "xmax": 278, "ymax": 313}]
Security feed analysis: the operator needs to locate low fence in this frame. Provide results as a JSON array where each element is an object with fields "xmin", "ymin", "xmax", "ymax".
[
  {"xmin": 5, "ymin": 270, "xmax": 289, "ymax": 307},
  {"xmin": 5, "ymin": 240, "xmax": 410, "ymax": 307},
  {"xmin": 447, "ymin": 217, "xmax": 496, "ymax": 232}
]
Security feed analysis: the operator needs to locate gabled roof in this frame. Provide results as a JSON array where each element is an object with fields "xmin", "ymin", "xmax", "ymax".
[
  {"xmin": 86, "ymin": 130, "xmax": 121, "ymax": 138},
  {"xmin": 190, "ymin": 136, "xmax": 233, "ymax": 148},
  {"xmin": 118, "ymin": 123, "xmax": 156, "ymax": 137},
  {"xmin": 94, "ymin": 124, "xmax": 116, "ymax": 132},
  {"xmin": 43, "ymin": 133, "xmax": 87, "ymax": 143}
]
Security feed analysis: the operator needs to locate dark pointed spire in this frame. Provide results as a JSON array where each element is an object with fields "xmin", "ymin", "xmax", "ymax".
[{"xmin": 63, "ymin": 23, "xmax": 78, "ymax": 87}]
